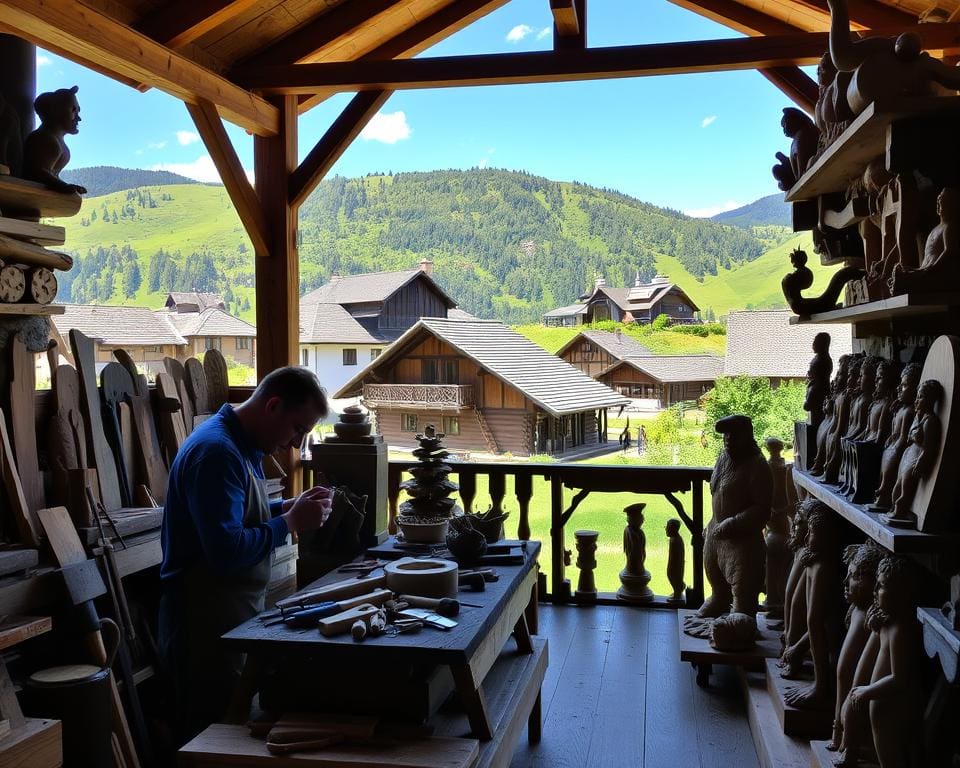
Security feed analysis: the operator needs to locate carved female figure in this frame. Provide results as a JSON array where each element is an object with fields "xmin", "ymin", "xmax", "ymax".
[
  {"xmin": 811, "ymin": 354, "xmax": 851, "ymax": 476},
  {"xmin": 873, "ymin": 363, "xmax": 922, "ymax": 510},
  {"xmin": 887, "ymin": 379, "xmax": 944, "ymax": 526}
]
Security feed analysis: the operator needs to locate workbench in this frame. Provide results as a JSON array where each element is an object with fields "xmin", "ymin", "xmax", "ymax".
[{"xmin": 180, "ymin": 541, "xmax": 545, "ymax": 768}]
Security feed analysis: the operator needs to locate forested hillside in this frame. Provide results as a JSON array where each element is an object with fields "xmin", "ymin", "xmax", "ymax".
[
  {"xmin": 59, "ymin": 168, "xmax": 795, "ymax": 323},
  {"xmin": 61, "ymin": 166, "xmax": 200, "ymax": 197}
]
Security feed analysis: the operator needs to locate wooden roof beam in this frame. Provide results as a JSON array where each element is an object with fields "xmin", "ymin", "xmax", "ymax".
[
  {"xmin": 0, "ymin": 0, "xmax": 279, "ymax": 136},
  {"xmin": 136, "ymin": 0, "xmax": 260, "ymax": 49},
  {"xmin": 186, "ymin": 99, "xmax": 270, "ymax": 254},
  {"xmin": 236, "ymin": 0, "xmax": 407, "ymax": 70},
  {"xmin": 237, "ymin": 25, "xmax": 960, "ymax": 95},
  {"xmin": 289, "ymin": 90, "xmax": 392, "ymax": 209},
  {"xmin": 667, "ymin": 0, "xmax": 802, "ymax": 35},
  {"xmin": 553, "ymin": 0, "xmax": 586, "ymax": 50},
  {"xmin": 796, "ymin": 0, "xmax": 917, "ymax": 28},
  {"xmin": 760, "ymin": 66, "xmax": 818, "ymax": 113}
]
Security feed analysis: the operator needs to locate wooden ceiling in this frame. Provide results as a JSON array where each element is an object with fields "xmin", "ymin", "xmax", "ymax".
[{"xmin": 0, "ymin": 0, "xmax": 956, "ymax": 137}]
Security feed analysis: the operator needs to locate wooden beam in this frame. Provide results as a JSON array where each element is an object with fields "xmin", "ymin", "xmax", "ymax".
[
  {"xmin": 551, "ymin": 0, "xmax": 580, "ymax": 37},
  {"xmin": 236, "ymin": 0, "xmax": 407, "ymax": 70},
  {"xmin": 289, "ymin": 90, "xmax": 392, "ymax": 209},
  {"xmin": 0, "ymin": 0, "xmax": 278, "ymax": 136},
  {"xmin": 237, "ymin": 25, "xmax": 960, "ymax": 95},
  {"xmin": 297, "ymin": 0, "xmax": 510, "ymax": 113},
  {"xmin": 668, "ymin": 0, "xmax": 802, "ymax": 35},
  {"xmin": 136, "ymin": 0, "xmax": 260, "ymax": 49},
  {"xmin": 186, "ymin": 99, "xmax": 269, "ymax": 255},
  {"xmin": 799, "ymin": 0, "xmax": 916, "ymax": 29},
  {"xmin": 760, "ymin": 66, "xmax": 818, "ymax": 114}
]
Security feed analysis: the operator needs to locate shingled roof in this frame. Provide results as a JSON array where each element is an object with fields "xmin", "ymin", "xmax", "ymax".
[
  {"xmin": 299, "ymin": 302, "xmax": 387, "ymax": 345},
  {"xmin": 53, "ymin": 304, "xmax": 187, "ymax": 346},
  {"xmin": 162, "ymin": 308, "xmax": 256, "ymax": 338},
  {"xmin": 724, "ymin": 310, "xmax": 853, "ymax": 378},
  {"xmin": 556, "ymin": 330, "xmax": 653, "ymax": 360},
  {"xmin": 602, "ymin": 355, "xmax": 725, "ymax": 383},
  {"xmin": 300, "ymin": 269, "xmax": 456, "ymax": 308},
  {"xmin": 336, "ymin": 318, "xmax": 629, "ymax": 416},
  {"xmin": 164, "ymin": 292, "xmax": 225, "ymax": 312}
]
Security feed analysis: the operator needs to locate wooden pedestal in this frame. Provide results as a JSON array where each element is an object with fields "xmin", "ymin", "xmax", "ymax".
[
  {"xmin": 765, "ymin": 659, "xmax": 833, "ymax": 739},
  {"xmin": 677, "ymin": 610, "xmax": 782, "ymax": 671},
  {"xmin": 740, "ymin": 670, "xmax": 812, "ymax": 768}
]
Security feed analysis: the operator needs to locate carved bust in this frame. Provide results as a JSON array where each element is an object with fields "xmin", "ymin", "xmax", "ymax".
[{"xmin": 22, "ymin": 85, "xmax": 86, "ymax": 194}]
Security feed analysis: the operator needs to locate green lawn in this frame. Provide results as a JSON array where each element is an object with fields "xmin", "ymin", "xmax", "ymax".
[{"xmin": 513, "ymin": 323, "xmax": 726, "ymax": 356}]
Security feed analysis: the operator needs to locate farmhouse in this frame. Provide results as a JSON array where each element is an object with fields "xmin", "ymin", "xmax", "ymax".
[
  {"xmin": 556, "ymin": 329, "xmax": 652, "ymax": 378},
  {"xmin": 598, "ymin": 354, "xmax": 724, "ymax": 407},
  {"xmin": 544, "ymin": 275, "xmax": 700, "ymax": 326}
]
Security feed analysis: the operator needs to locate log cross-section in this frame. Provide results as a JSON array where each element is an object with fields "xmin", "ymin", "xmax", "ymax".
[
  {"xmin": 186, "ymin": 99, "xmax": 270, "ymax": 255},
  {"xmin": 289, "ymin": 90, "xmax": 392, "ymax": 209}
]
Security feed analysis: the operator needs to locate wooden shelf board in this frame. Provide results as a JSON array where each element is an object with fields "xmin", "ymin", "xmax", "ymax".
[
  {"xmin": 739, "ymin": 670, "xmax": 811, "ymax": 768},
  {"xmin": 789, "ymin": 293, "xmax": 960, "ymax": 326},
  {"xmin": 785, "ymin": 96, "xmax": 960, "ymax": 202},
  {"xmin": 0, "ymin": 615, "xmax": 52, "ymax": 651},
  {"xmin": 0, "ymin": 717, "xmax": 62, "ymax": 768},
  {"xmin": 764, "ymin": 659, "xmax": 832, "ymax": 739},
  {"xmin": 0, "ymin": 175, "xmax": 81, "ymax": 219},
  {"xmin": 0, "ymin": 304, "xmax": 64, "ymax": 316},
  {"xmin": 792, "ymin": 468, "xmax": 960, "ymax": 553},
  {"xmin": 918, "ymin": 606, "xmax": 960, "ymax": 683},
  {"xmin": 677, "ymin": 609, "xmax": 781, "ymax": 670}
]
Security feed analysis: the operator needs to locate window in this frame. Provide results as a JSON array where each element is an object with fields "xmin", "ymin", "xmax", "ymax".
[
  {"xmin": 237, "ymin": 337, "xmax": 250, "ymax": 350},
  {"xmin": 443, "ymin": 416, "xmax": 460, "ymax": 436},
  {"xmin": 343, "ymin": 348, "xmax": 358, "ymax": 366},
  {"xmin": 401, "ymin": 413, "xmax": 418, "ymax": 432},
  {"xmin": 370, "ymin": 348, "xmax": 381, "ymax": 361},
  {"xmin": 422, "ymin": 358, "xmax": 458, "ymax": 384},
  {"xmin": 147, "ymin": 345, "xmax": 162, "ymax": 353},
  {"xmin": 204, "ymin": 337, "xmax": 221, "ymax": 351},
  {"xmin": 302, "ymin": 349, "xmax": 309, "ymax": 367}
]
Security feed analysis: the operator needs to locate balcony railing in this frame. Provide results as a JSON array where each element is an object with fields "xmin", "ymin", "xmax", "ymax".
[{"xmin": 362, "ymin": 383, "xmax": 475, "ymax": 409}]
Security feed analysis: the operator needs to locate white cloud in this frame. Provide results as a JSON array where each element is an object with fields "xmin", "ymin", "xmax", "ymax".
[
  {"xmin": 176, "ymin": 130, "xmax": 200, "ymax": 146},
  {"xmin": 148, "ymin": 140, "xmax": 167, "ymax": 150},
  {"xmin": 701, "ymin": 115, "xmax": 717, "ymax": 128},
  {"xmin": 536, "ymin": 26, "xmax": 551, "ymax": 40},
  {"xmin": 37, "ymin": 55, "xmax": 52, "ymax": 67},
  {"xmin": 150, "ymin": 154, "xmax": 252, "ymax": 184},
  {"xmin": 506, "ymin": 24, "xmax": 533, "ymax": 43},
  {"xmin": 359, "ymin": 111, "xmax": 411, "ymax": 144},
  {"xmin": 684, "ymin": 200, "xmax": 741, "ymax": 218}
]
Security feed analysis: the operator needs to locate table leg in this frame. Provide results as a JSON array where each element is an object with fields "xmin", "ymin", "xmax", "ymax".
[
  {"xmin": 225, "ymin": 654, "xmax": 262, "ymax": 725},
  {"xmin": 513, "ymin": 612, "xmax": 533, "ymax": 654},
  {"xmin": 525, "ymin": 570, "xmax": 539, "ymax": 636},
  {"xmin": 528, "ymin": 690, "xmax": 542, "ymax": 744},
  {"xmin": 450, "ymin": 664, "xmax": 494, "ymax": 741}
]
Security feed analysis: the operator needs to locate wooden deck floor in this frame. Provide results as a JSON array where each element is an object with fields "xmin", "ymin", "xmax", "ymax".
[{"xmin": 509, "ymin": 605, "xmax": 760, "ymax": 768}]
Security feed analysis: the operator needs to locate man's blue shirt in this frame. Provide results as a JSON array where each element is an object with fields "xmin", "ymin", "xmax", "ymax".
[{"xmin": 160, "ymin": 404, "xmax": 287, "ymax": 580}]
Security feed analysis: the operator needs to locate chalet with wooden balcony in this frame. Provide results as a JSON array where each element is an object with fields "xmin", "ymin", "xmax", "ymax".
[
  {"xmin": 556, "ymin": 329, "xmax": 653, "ymax": 378},
  {"xmin": 598, "ymin": 354, "xmax": 724, "ymax": 408},
  {"xmin": 544, "ymin": 275, "xmax": 700, "ymax": 326},
  {"xmin": 335, "ymin": 318, "xmax": 629, "ymax": 456}
]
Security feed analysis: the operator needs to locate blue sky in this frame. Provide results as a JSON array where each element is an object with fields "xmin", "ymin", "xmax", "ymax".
[{"xmin": 37, "ymin": 0, "xmax": 795, "ymax": 216}]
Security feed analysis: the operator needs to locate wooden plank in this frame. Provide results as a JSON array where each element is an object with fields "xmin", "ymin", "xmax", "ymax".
[
  {"xmin": 0, "ymin": 549, "xmax": 37, "ymax": 577},
  {"xmin": 0, "ymin": 717, "xmax": 62, "ymax": 768},
  {"xmin": 70, "ymin": 329, "xmax": 123, "ymax": 512},
  {"xmin": 9, "ymin": 336, "xmax": 43, "ymax": 515},
  {"xmin": 677, "ymin": 609, "xmax": 782, "ymax": 670},
  {"xmin": 289, "ymin": 90, "xmax": 392, "ymax": 208},
  {"xmin": 0, "ymin": 303, "xmax": 64, "ymax": 316},
  {"xmin": 236, "ymin": 26, "xmax": 960, "ymax": 95},
  {"xmin": 164, "ymin": 357, "xmax": 195, "ymax": 436},
  {"xmin": 185, "ymin": 357, "xmax": 209, "ymax": 416},
  {"xmin": 760, "ymin": 66, "xmax": 818, "ymax": 114},
  {"xmin": 155, "ymin": 372, "xmax": 188, "ymax": 464},
  {"xmin": 764, "ymin": 658, "xmax": 832, "ymax": 739},
  {"xmin": 76, "ymin": 507, "xmax": 162, "ymax": 547},
  {"xmin": 113, "ymin": 349, "xmax": 167, "ymax": 501},
  {"xmin": 0, "ymin": 216, "xmax": 64, "ymax": 245},
  {"xmin": 0, "ymin": 410, "xmax": 38, "ymax": 546},
  {"xmin": 668, "ymin": 0, "xmax": 803, "ymax": 35},
  {"xmin": 136, "ymin": 0, "xmax": 261, "ymax": 48},
  {"xmin": 0, "ymin": 174, "xmax": 81, "ymax": 218},
  {"xmin": 550, "ymin": 0, "xmax": 580, "ymax": 38},
  {"xmin": 0, "ymin": 233, "xmax": 72, "ymax": 271},
  {"xmin": 48, "ymin": 364, "xmax": 86, "ymax": 508},
  {"xmin": 203, "ymin": 348, "xmax": 230, "ymax": 411},
  {"xmin": 739, "ymin": 670, "xmax": 811, "ymax": 768},
  {"xmin": 0, "ymin": 615, "xmax": 51, "ymax": 651},
  {"xmin": 0, "ymin": 0, "xmax": 279, "ymax": 136},
  {"xmin": 36, "ymin": 506, "xmax": 86, "ymax": 566},
  {"xmin": 186, "ymin": 98, "xmax": 270, "ymax": 255},
  {"xmin": 180, "ymin": 723, "xmax": 479, "ymax": 767},
  {"xmin": 789, "ymin": 291, "xmax": 960, "ymax": 326}
]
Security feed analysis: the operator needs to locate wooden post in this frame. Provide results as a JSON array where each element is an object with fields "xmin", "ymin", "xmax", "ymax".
[
  {"xmin": 691, "ymin": 476, "xmax": 705, "ymax": 608},
  {"xmin": 0, "ymin": 34, "xmax": 35, "ymax": 145},
  {"xmin": 515, "ymin": 473, "xmax": 532, "ymax": 541},
  {"xmin": 549, "ymin": 474, "xmax": 569, "ymax": 600},
  {"xmin": 488, "ymin": 470, "xmax": 505, "ymax": 516},
  {"xmin": 253, "ymin": 95, "xmax": 300, "ymax": 494},
  {"xmin": 458, "ymin": 468, "xmax": 476, "ymax": 514},
  {"xmin": 387, "ymin": 462, "xmax": 401, "ymax": 535}
]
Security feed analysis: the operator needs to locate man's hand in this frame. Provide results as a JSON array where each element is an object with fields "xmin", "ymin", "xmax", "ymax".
[{"xmin": 281, "ymin": 485, "xmax": 333, "ymax": 534}]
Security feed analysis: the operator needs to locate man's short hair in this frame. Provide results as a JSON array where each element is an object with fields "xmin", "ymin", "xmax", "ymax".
[{"xmin": 253, "ymin": 366, "xmax": 328, "ymax": 416}]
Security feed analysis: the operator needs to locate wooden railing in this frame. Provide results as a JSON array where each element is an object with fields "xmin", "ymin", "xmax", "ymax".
[
  {"xmin": 384, "ymin": 460, "xmax": 712, "ymax": 607},
  {"xmin": 362, "ymin": 383, "xmax": 475, "ymax": 408}
]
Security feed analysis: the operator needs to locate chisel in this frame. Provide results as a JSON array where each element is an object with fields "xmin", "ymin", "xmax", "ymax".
[{"xmin": 264, "ymin": 588, "xmax": 391, "ymax": 627}]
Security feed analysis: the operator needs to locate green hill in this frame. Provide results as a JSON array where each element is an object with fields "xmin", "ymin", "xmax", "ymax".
[
  {"xmin": 711, "ymin": 193, "xmax": 791, "ymax": 229},
  {"xmin": 58, "ymin": 168, "xmax": 816, "ymax": 324}
]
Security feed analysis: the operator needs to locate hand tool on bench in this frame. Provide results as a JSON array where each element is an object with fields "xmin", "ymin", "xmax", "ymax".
[
  {"xmin": 262, "ymin": 589, "xmax": 392, "ymax": 628},
  {"xmin": 395, "ymin": 595, "xmax": 463, "ymax": 617},
  {"xmin": 317, "ymin": 604, "xmax": 380, "ymax": 637},
  {"xmin": 113, "ymin": 350, "xmax": 167, "ymax": 500},
  {"xmin": 395, "ymin": 608, "xmax": 458, "ymax": 630},
  {"xmin": 275, "ymin": 574, "xmax": 388, "ymax": 611},
  {"xmin": 100, "ymin": 363, "xmax": 136, "ymax": 508}
]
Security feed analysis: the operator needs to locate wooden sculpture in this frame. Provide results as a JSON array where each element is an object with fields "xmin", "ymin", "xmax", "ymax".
[
  {"xmin": 710, "ymin": 612, "xmax": 758, "ymax": 652},
  {"xmin": 873, "ymin": 363, "xmax": 922, "ymax": 510},
  {"xmin": 827, "ymin": 0, "xmax": 960, "ymax": 117},
  {"xmin": 782, "ymin": 249, "xmax": 864, "ymax": 317},
  {"xmin": 838, "ymin": 356, "xmax": 880, "ymax": 493},
  {"xmin": 617, "ymin": 503, "xmax": 653, "ymax": 603},
  {"xmin": 889, "ymin": 187, "xmax": 960, "ymax": 296},
  {"xmin": 811, "ymin": 354, "xmax": 851, "ymax": 475},
  {"xmin": 692, "ymin": 414, "xmax": 772, "ymax": 619},
  {"xmin": 665, "ymin": 518, "xmax": 686, "ymax": 605},
  {"xmin": 827, "ymin": 542, "xmax": 885, "ymax": 753},
  {"xmin": 814, "ymin": 51, "xmax": 855, "ymax": 154},
  {"xmin": 574, "ymin": 529, "xmax": 599, "ymax": 601},
  {"xmin": 22, "ymin": 86, "xmax": 87, "ymax": 194},
  {"xmin": 779, "ymin": 499, "xmax": 814, "ymax": 679},
  {"xmin": 772, "ymin": 108, "xmax": 819, "ymax": 191},
  {"xmin": 805, "ymin": 332, "xmax": 834, "ymax": 429},
  {"xmin": 764, "ymin": 438, "xmax": 791, "ymax": 623},
  {"xmin": 848, "ymin": 359, "xmax": 899, "ymax": 503},
  {"xmin": 821, "ymin": 355, "xmax": 863, "ymax": 484},
  {"xmin": 784, "ymin": 504, "xmax": 839, "ymax": 710},
  {"xmin": 886, "ymin": 379, "xmax": 944, "ymax": 527},
  {"xmin": 833, "ymin": 555, "xmax": 920, "ymax": 768}
]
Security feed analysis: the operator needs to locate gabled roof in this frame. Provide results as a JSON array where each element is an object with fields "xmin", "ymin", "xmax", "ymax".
[
  {"xmin": 556, "ymin": 330, "xmax": 653, "ymax": 360},
  {"xmin": 299, "ymin": 302, "xmax": 387, "ymax": 345},
  {"xmin": 165, "ymin": 292, "xmax": 225, "ymax": 312},
  {"xmin": 335, "ymin": 318, "xmax": 629, "ymax": 416},
  {"xmin": 626, "ymin": 282, "xmax": 700, "ymax": 313},
  {"xmin": 300, "ymin": 268, "xmax": 456, "ymax": 309},
  {"xmin": 601, "ymin": 355, "xmax": 724, "ymax": 383},
  {"xmin": 724, "ymin": 310, "xmax": 853, "ymax": 378},
  {"xmin": 584, "ymin": 285, "xmax": 632, "ymax": 311},
  {"xmin": 543, "ymin": 304, "xmax": 587, "ymax": 319},
  {"xmin": 162, "ymin": 307, "xmax": 255, "ymax": 338},
  {"xmin": 53, "ymin": 304, "xmax": 187, "ymax": 346}
]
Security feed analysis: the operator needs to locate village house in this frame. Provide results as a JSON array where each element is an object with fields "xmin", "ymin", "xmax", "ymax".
[
  {"xmin": 335, "ymin": 318, "xmax": 629, "ymax": 456},
  {"xmin": 299, "ymin": 261, "xmax": 457, "ymax": 395},
  {"xmin": 543, "ymin": 274, "xmax": 700, "ymax": 326},
  {"xmin": 598, "ymin": 354, "xmax": 724, "ymax": 408},
  {"xmin": 556, "ymin": 329, "xmax": 653, "ymax": 378},
  {"xmin": 724, "ymin": 310, "xmax": 853, "ymax": 386}
]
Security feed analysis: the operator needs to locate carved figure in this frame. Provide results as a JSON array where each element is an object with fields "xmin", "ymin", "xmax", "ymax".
[
  {"xmin": 783, "ymin": 504, "xmax": 840, "ymax": 710},
  {"xmin": 618, "ymin": 504, "xmax": 653, "ymax": 603},
  {"xmin": 815, "ymin": 51, "xmax": 855, "ymax": 153},
  {"xmin": 710, "ymin": 612, "xmax": 757, "ymax": 652},
  {"xmin": 873, "ymin": 363, "xmax": 922, "ymax": 510},
  {"xmin": 772, "ymin": 108, "xmax": 820, "ymax": 191},
  {"xmin": 821, "ymin": 355, "xmax": 863, "ymax": 484},
  {"xmin": 574, "ymin": 529, "xmax": 599, "ymax": 600},
  {"xmin": 764, "ymin": 438, "xmax": 791, "ymax": 622},
  {"xmin": 861, "ymin": 360, "xmax": 898, "ymax": 444},
  {"xmin": 779, "ymin": 499, "xmax": 814, "ymax": 679},
  {"xmin": 782, "ymin": 248, "xmax": 864, "ymax": 317},
  {"xmin": 665, "ymin": 518, "xmax": 686, "ymax": 605},
  {"xmin": 0, "ymin": 91, "xmax": 22, "ymax": 176},
  {"xmin": 804, "ymin": 333, "xmax": 833, "ymax": 431},
  {"xmin": 889, "ymin": 187, "xmax": 960, "ymax": 296},
  {"xmin": 22, "ymin": 86, "xmax": 86, "ymax": 194},
  {"xmin": 811, "ymin": 354, "xmax": 851, "ymax": 475},
  {"xmin": 828, "ymin": 0, "xmax": 960, "ymax": 117},
  {"xmin": 827, "ymin": 542, "xmax": 885, "ymax": 752},
  {"xmin": 886, "ymin": 379, "xmax": 944, "ymax": 526},
  {"xmin": 839, "ymin": 357, "xmax": 880, "ymax": 493},
  {"xmin": 696, "ymin": 414, "xmax": 772, "ymax": 618},
  {"xmin": 834, "ymin": 555, "xmax": 920, "ymax": 768}
]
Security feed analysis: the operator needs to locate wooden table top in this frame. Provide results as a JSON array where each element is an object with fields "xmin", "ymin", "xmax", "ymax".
[{"xmin": 221, "ymin": 539, "xmax": 540, "ymax": 667}]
